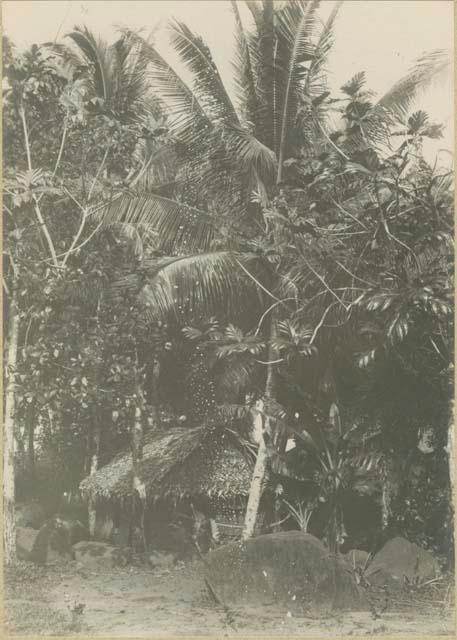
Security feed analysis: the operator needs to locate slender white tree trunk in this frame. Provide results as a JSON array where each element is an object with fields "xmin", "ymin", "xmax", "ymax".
[
  {"xmin": 88, "ymin": 298, "xmax": 103, "ymax": 537},
  {"xmin": 88, "ymin": 424, "xmax": 101, "ymax": 538},
  {"xmin": 447, "ymin": 399, "xmax": 455, "ymax": 515},
  {"xmin": 130, "ymin": 361, "xmax": 146, "ymax": 551},
  {"xmin": 242, "ymin": 424, "xmax": 269, "ymax": 540},
  {"xmin": 149, "ymin": 355, "xmax": 160, "ymax": 427},
  {"xmin": 4, "ymin": 291, "xmax": 20, "ymax": 565},
  {"xmin": 242, "ymin": 317, "xmax": 277, "ymax": 540}
]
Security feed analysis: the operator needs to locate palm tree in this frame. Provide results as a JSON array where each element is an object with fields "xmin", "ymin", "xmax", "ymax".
[
  {"xmin": 123, "ymin": 0, "xmax": 340, "ymax": 538},
  {"xmin": 55, "ymin": 3, "xmax": 451, "ymax": 540}
]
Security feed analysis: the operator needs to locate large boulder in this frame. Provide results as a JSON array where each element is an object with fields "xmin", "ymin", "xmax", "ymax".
[
  {"xmin": 72, "ymin": 541, "xmax": 132, "ymax": 569},
  {"xmin": 203, "ymin": 531, "xmax": 367, "ymax": 613},
  {"xmin": 16, "ymin": 526, "xmax": 39, "ymax": 560},
  {"xmin": 365, "ymin": 537, "xmax": 441, "ymax": 589}
]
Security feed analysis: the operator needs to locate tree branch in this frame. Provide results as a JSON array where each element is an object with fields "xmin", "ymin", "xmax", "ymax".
[
  {"xmin": 300, "ymin": 255, "xmax": 348, "ymax": 310},
  {"xmin": 255, "ymin": 358, "xmax": 285, "ymax": 366},
  {"xmin": 20, "ymin": 104, "xmax": 59, "ymax": 267},
  {"xmin": 52, "ymin": 121, "xmax": 68, "ymax": 180},
  {"xmin": 331, "ymin": 198, "xmax": 368, "ymax": 230},
  {"xmin": 254, "ymin": 298, "xmax": 295, "ymax": 336},
  {"xmin": 235, "ymin": 259, "xmax": 284, "ymax": 304},
  {"xmin": 88, "ymin": 142, "xmax": 112, "ymax": 202},
  {"xmin": 310, "ymin": 301, "xmax": 338, "ymax": 344},
  {"xmin": 317, "ymin": 121, "xmax": 350, "ymax": 161},
  {"xmin": 3, "ymin": 278, "xmax": 10, "ymax": 297}
]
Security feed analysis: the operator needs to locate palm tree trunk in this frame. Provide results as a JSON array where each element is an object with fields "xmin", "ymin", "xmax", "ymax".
[
  {"xmin": 4, "ymin": 289, "xmax": 20, "ymax": 565},
  {"xmin": 242, "ymin": 316, "xmax": 277, "ymax": 540}
]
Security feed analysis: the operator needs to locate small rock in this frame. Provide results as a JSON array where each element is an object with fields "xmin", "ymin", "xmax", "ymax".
[
  {"xmin": 16, "ymin": 502, "xmax": 47, "ymax": 529},
  {"xmin": 345, "ymin": 549, "xmax": 370, "ymax": 570},
  {"xmin": 16, "ymin": 526, "xmax": 39, "ymax": 559},
  {"xmin": 147, "ymin": 551, "xmax": 177, "ymax": 570},
  {"xmin": 73, "ymin": 541, "xmax": 132, "ymax": 569}
]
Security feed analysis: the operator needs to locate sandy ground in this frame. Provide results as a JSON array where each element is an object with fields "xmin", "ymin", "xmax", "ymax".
[{"xmin": 4, "ymin": 560, "xmax": 456, "ymax": 636}]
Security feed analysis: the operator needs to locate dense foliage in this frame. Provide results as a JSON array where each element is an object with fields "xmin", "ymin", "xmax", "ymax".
[{"xmin": 3, "ymin": 0, "xmax": 453, "ymax": 561}]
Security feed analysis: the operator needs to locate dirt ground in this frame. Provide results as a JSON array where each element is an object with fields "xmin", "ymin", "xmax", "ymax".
[{"xmin": 4, "ymin": 560, "xmax": 456, "ymax": 636}]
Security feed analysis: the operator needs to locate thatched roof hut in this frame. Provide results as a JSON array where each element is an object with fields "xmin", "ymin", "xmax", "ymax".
[{"xmin": 80, "ymin": 425, "xmax": 253, "ymax": 503}]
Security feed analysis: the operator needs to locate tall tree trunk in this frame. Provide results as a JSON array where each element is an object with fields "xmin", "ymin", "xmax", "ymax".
[
  {"xmin": 381, "ymin": 483, "xmax": 391, "ymax": 531},
  {"xmin": 149, "ymin": 355, "xmax": 160, "ymax": 426},
  {"xmin": 130, "ymin": 357, "xmax": 146, "ymax": 552},
  {"xmin": 88, "ymin": 419, "xmax": 101, "ymax": 538},
  {"xmin": 15, "ymin": 432, "xmax": 25, "ymax": 457},
  {"xmin": 4, "ymin": 289, "xmax": 20, "ymax": 565},
  {"xmin": 26, "ymin": 407, "xmax": 35, "ymax": 478},
  {"xmin": 242, "ymin": 408, "xmax": 269, "ymax": 540},
  {"xmin": 242, "ymin": 316, "xmax": 277, "ymax": 540},
  {"xmin": 88, "ymin": 298, "xmax": 103, "ymax": 537},
  {"xmin": 447, "ymin": 398, "xmax": 455, "ymax": 523}
]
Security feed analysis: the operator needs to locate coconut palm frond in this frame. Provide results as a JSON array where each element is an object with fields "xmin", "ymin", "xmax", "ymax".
[
  {"xmin": 276, "ymin": 0, "xmax": 320, "ymax": 179},
  {"xmin": 139, "ymin": 251, "xmax": 259, "ymax": 319},
  {"xmin": 341, "ymin": 71, "xmax": 368, "ymax": 98},
  {"xmin": 225, "ymin": 123, "xmax": 277, "ymax": 190},
  {"xmin": 244, "ymin": 0, "xmax": 262, "ymax": 25},
  {"xmin": 130, "ymin": 139, "xmax": 178, "ymax": 193},
  {"xmin": 110, "ymin": 33, "xmax": 151, "ymax": 119},
  {"xmin": 375, "ymin": 49, "xmax": 451, "ymax": 122},
  {"xmin": 67, "ymin": 25, "xmax": 115, "ymax": 102},
  {"xmin": 304, "ymin": 0, "xmax": 342, "ymax": 101},
  {"xmin": 231, "ymin": 0, "xmax": 260, "ymax": 128},
  {"xmin": 169, "ymin": 20, "xmax": 240, "ymax": 125},
  {"xmin": 301, "ymin": 0, "xmax": 342, "ymax": 158},
  {"xmin": 127, "ymin": 32, "xmax": 211, "ymax": 146},
  {"xmin": 243, "ymin": 0, "xmax": 275, "ymax": 149},
  {"xmin": 99, "ymin": 191, "xmax": 216, "ymax": 253}
]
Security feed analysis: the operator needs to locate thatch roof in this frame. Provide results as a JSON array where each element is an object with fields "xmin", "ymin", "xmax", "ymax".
[{"xmin": 80, "ymin": 426, "xmax": 253, "ymax": 502}]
